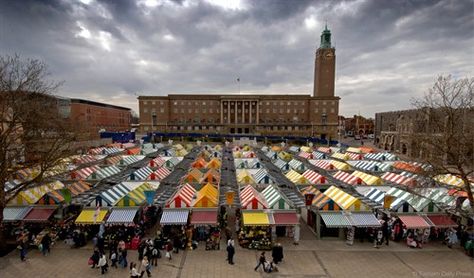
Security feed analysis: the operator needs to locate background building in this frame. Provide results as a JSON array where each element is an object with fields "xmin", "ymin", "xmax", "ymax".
[
  {"xmin": 343, "ymin": 115, "xmax": 374, "ymax": 137},
  {"xmin": 138, "ymin": 26, "xmax": 340, "ymax": 140}
]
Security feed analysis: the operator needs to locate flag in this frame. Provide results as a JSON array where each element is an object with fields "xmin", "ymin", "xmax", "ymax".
[
  {"xmin": 93, "ymin": 204, "xmax": 100, "ymax": 224},
  {"xmin": 305, "ymin": 193, "xmax": 315, "ymax": 206},
  {"xmin": 383, "ymin": 195, "xmax": 394, "ymax": 209}
]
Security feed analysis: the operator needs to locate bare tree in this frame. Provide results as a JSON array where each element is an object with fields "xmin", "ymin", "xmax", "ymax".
[
  {"xmin": 0, "ymin": 55, "xmax": 76, "ymax": 251},
  {"xmin": 411, "ymin": 75, "xmax": 474, "ymax": 212}
]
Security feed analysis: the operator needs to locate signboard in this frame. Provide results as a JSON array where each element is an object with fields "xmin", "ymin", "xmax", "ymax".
[
  {"xmin": 304, "ymin": 193, "xmax": 315, "ymax": 206},
  {"xmin": 144, "ymin": 190, "xmax": 156, "ymax": 205},
  {"xmin": 225, "ymin": 191, "xmax": 235, "ymax": 205},
  {"xmin": 383, "ymin": 195, "xmax": 394, "ymax": 209}
]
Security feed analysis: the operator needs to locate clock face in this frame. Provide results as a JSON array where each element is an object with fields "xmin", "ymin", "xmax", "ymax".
[{"xmin": 325, "ymin": 52, "xmax": 333, "ymax": 58}]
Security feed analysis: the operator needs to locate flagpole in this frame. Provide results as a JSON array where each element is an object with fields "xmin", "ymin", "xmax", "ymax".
[{"xmin": 237, "ymin": 77, "xmax": 240, "ymax": 94}]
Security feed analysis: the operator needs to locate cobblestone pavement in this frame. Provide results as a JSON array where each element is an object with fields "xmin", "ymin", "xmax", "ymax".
[{"xmin": 0, "ymin": 239, "xmax": 472, "ymax": 278}]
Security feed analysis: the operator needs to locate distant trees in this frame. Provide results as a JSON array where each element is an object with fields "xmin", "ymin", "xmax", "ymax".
[
  {"xmin": 410, "ymin": 75, "xmax": 474, "ymax": 212},
  {"xmin": 0, "ymin": 55, "xmax": 76, "ymax": 250}
]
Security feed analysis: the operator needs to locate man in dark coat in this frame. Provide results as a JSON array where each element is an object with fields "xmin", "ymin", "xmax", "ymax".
[
  {"xmin": 226, "ymin": 244, "xmax": 235, "ymax": 265},
  {"xmin": 272, "ymin": 243, "xmax": 283, "ymax": 264}
]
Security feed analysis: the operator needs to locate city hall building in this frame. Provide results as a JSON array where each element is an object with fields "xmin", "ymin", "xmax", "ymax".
[{"xmin": 138, "ymin": 26, "xmax": 340, "ymax": 140}]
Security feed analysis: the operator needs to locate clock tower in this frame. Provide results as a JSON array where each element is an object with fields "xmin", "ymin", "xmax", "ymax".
[{"xmin": 313, "ymin": 25, "xmax": 335, "ymax": 97}]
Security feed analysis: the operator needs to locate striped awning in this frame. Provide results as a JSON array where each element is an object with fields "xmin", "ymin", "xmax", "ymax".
[
  {"xmin": 3, "ymin": 207, "xmax": 31, "ymax": 222},
  {"xmin": 160, "ymin": 209, "xmax": 189, "ymax": 225},
  {"xmin": 425, "ymin": 215, "xmax": 458, "ymax": 228},
  {"xmin": 75, "ymin": 209, "xmax": 108, "ymax": 224},
  {"xmin": 190, "ymin": 210, "xmax": 218, "ymax": 225},
  {"xmin": 348, "ymin": 213, "xmax": 381, "ymax": 227},
  {"xmin": 272, "ymin": 212, "xmax": 299, "ymax": 225},
  {"xmin": 130, "ymin": 166, "xmax": 153, "ymax": 180},
  {"xmin": 309, "ymin": 160, "xmax": 333, "ymax": 170},
  {"xmin": 242, "ymin": 211, "xmax": 272, "ymax": 226},
  {"xmin": 22, "ymin": 207, "xmax": 56, "ymax": 222},
  {"xmin": 106, "ymin": 208, "xmax": 139, "ymax": 224},
  {"xmin": 319, "ymin": 212, "xmax": 352, "ymax": 228},
  {"xmin": 398, "ymin": 215, "xmax": 432, "ymax": 229},
  {"xmin": 312, "ymin": 151, "xmax": 327, "ymax": 160}
]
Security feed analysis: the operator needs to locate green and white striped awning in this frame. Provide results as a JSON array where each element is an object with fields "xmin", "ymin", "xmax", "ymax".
[{"xmin": 320, "ymin": 212, "xmax": 352, "ymax": 228}]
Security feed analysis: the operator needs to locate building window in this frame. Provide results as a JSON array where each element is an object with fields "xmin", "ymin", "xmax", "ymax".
[
  {"xmin": 144, "ymin": 101, "xmax": 148, "ymax": 105},
  {"xmin": 152, "ymin": 101, "xmax": 156, "ymax": 105},
  {"xmin": 180, "ymin": 108, "xmax": 184, "ymax": 113},
  {"xmin": 203, "ymin": 109, "xmax": 207, "ymax": 113},
  {"xmin": 330, "ymin": 108, "xmax": 335, "ymax": 113},
  {"xmin": 209, "ymin": 109, "xmax": 213, "ymax": 113},
  {"xmin": 160, "ymin": 101, "xmax": 164, "ymax": 105},
  {"xmin": 322, "ymin": 113, "xmax": 327, "ymax": 125},
  {"xmin": 173, "ymin": 108, "xmax": 178, "ymax": 113},
  {"xmin": 173, "ymin": 101, "xmax": 177, "ymax": 105},
  {"xmin": 287, "ymin": 109, "xmax": 290, "ymax": 114},
  {"xmin": 188, "ymin": 109, "xmax": 192, "ymax": 113},
  {"xmin": 203, "ymin": 101, "xmax": 206, "ymax": 105},
  {"xmin": 144, "ymin": 108, "xmax": 148, "ymax": 113},
  {"xmin": 322, "ymin": 108, "xmax": 326, "ymax": 113},
  {"xmin": 301, "ymin": 109, "xmax": 305, "ymax": 113},
  {"xmin": 152, "ymin": 108, "xmax": 156, "ymax": 113},
  {"xmin": 315, "ymin": 108, "xmax": 319, "ymax": 113},
  {"xmin": 266, "ymin": 102, "xmax": 270, "ymax": 106},
  {"xmin": 160, "ymin": 108, "xmax": 164, "ymax": 113},
  {"xmin": 287, "ymin": 101, "xmax": 291, "ymax": 105},
  {"xmin": 266, "ymin": 109, "xmax": 270, "ymax": 113},
  {"xmin": 323, "ymin": 101, "xmax": 327, "ymax": 105}
]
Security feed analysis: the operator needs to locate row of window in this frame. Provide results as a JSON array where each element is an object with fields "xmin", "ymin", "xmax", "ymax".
[
  {"xmin": 142, "ymin": 125, "xmax": 329, "ymax": 132},
  {"xmin": 143, "ymin": 107, "xmax": 336, "ymax": 114},
  {"xmin": 142, "ymin": 100, "xmax": 337, "ymax": 107}
]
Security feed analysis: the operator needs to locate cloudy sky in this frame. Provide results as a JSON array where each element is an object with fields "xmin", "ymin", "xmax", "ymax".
[{"xmin": 0, "ymin": 0, "xmax": 473, "ymax": 117}]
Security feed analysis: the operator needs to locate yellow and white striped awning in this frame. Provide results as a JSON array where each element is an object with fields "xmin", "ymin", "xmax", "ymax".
[{"xmin": 352, "ymin": 171, "xmax": 383, "ymax": 186}]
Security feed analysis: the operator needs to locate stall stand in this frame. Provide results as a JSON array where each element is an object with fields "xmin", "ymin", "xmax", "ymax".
[
  {"xmin": 159, "ymin": 209, "xmax": 190, "ymax": 252},
  {"xmin": 189, "ymin": 208, "xmax": 220, "ymax": 250},
  {"xmin": 239, "ymin": 211, "xmax": 273, "ymax": 250},
  {"xmin": 271, "ymin": 211, "xmax": 300, "ymax": 240}
]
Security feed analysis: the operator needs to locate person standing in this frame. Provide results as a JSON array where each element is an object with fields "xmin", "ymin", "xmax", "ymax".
[
  {"xmin": 226, "ymin": 242, "xmax": 235, "ymax": 265},
  {"xmin": 141, "ymin": 256, "xmax": 152, "ymax": 277},
  {"xmin": 110, "ymin": 249, "xmax": 118, "ymax": 268},
  {"xmin": 254, "ymin": 252, "xmax": 266, "ymax": 271},
  {"xmin": 130, "ymin": 262, "xmax": 140, "ymax": 278},
  {"xmin": 41, "ymin": 233, "xmax": 51, "ymax": 256},
  {"xmin": 18, "ymin": 239, "xmax": 28, "ymax": 261},
  {"xmin": 151, "ymin": 245, "xmax": 159, "ymax": 267},
  {"xmin": 121, "ymin": 247, "xmax": 128, "ymax": 268},
  {"xmin": 98, "ymin": 253, "xmax": 108, "ymax": 275},
  {"xmin": 91, "ymin": 248, "xmax": 100, "ymax": 268},
  {"xmin": 272, "ymin": 243, "xmax": 283, "ymax": 264},
  {"xmin": 165, "ymin": 240, "xmax": 173, "ymax": 261}
]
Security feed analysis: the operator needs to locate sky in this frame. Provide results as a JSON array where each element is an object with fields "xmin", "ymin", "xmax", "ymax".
[{"xmin": 0, "ymin": 0, "xmax": 473, "ymax": 117}]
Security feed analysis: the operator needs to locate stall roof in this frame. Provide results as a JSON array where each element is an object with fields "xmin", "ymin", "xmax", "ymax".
[
  {"xmin": 106, "ymin": 208, "xmax": 138, "ymax": 224},
  {"xmin": 3, "ymin": 207, "xmax": 31, "ymax": 222},
  {"xmin": 272, "ymin": 212, "xmax": 299, "ymax": 225},
  {"xmin": 425, "ymin": 215, "xmax": 458, "ymax": 228},
  {"xmin": 398, "ymin": 215, "xmax": 431, "ymax": 229},
  {"xmin": 160, "ymin": 209, "xmax": 189, "ymax": 225},
  {"xmin": 75, "ymin": 209, "xmax": 108, "ymax": 224},
  {"xmin": 352, "ymin": 171, "xmax": 383, "ymax": 186},
  {"xmin": 242, "ymin": 211, "xmax": 272, "ymax": 226},
  {"xmin": 319, "ymin": 212, "xmax": 352, "ymax": 228},
  {"xmin": 190, "ymin": 210, "xmax": 218, "ymax": 225},
  {"xmin": 24, "ymin": 208, "xmax": 58, "ymax": 222},
  {"xmin": 348, "ymin": 213, "xmax": 381, "ymax": 228}
]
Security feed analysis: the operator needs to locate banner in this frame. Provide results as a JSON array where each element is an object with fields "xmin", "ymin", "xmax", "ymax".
[
  {"xmin": 304, "ymin": 193, "xmax": 315, "ymax": 206},
  {"xmin": 383, "ymin": 195, "xmax": 394, "ymax": 209},
  {"xmin": 144, "ymin": 190, "xmax": 156, "ymax": 205},
  {"xmin": 225, "ymin": 191, "xmax": 235, "ymax": 205}
]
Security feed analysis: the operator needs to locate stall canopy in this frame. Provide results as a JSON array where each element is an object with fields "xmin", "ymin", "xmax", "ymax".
[
  {"xmin": 261, "ymin": 185, "xmax": 293, "ymax": 210},
  {"xmin": 240, "ymin": 185, "xmax": 268, "ymax": 210},
  {"xmin": 190, "ymin": 209, "xmax": 218, "ymax": 225},
  {"xmin": 324, "ymin": 186, "xmax": 371, "ymax": 211},
  {"xmin": 347, "ymin": 213, "xmax": 381, "ymax": 227},
  {"xmin": 237, "ymin": 169, "xmax": 256, "ymax": 184},
  {"xmin": 319, "ymin": 212, "xmax": 352, "ymax": 228},
  {"xmin": 300, "ymin": 146, "xmax": 312, "ymax": 153},
  {"xmin": 351, "ymin": 171, "xmax": 384, "ymax": 186},
  {"xmin": 149, "ymin": 167, "xmax": 171, "ymax": 181},
  {"xmin": 381, "ymin": 172, "xmax": 415, "ymax": 186},
  {"xmin": 71, "ymin": 165, "xmax": 100, "ymax": 180},
  {"xmin": 116, "ymin": 182, "xmax": 157, "ymax": 207},
  {"xmin": 272, "ymin": 212, "xmax": 299, "ymax": 225},
  {"xmin": 312, "ymin": 151, "xmax": 327, "ymax": 160},
  {"xmin": 8, "ymin": 181, "xmax": 64, "ymax": 205},
  {"xmin": 289, "ymin": 146, "xmax": 300, "ymax": 153},
  {"xmin": 22, "ymin": 207, "xmax": 56, "ymax": 222},
  {"xmin": 346, "ymin": 147, "xmax": 362, "ymax": 153},
  {"xmin": 3, "ymin": 207, "xmax": 32, "ymax": 222},
  {"xmin": 386, "ymin": 188, "xmax": 441, "ymax": 213},
  {"xmin": 75, "ymin": 209, "xmax": 108, "ymax": 224},
  {"xmin": 364, "ymin": 188, "xmax": 386, "ymax": 204},
  {"xmin": 106, "ymin": 155, "xmax": 122, "ymax": 165},
  {"xmin": 359, "ymin": 146, "xmax": 376, "ymax": 154},
  {"xmin": 309, "ymin": 160, "xmax": 334, "ymax": 170},
  {"xmin": 364, "ymin": 152, "xmax": 397, "ymax": 161},
  {"xmin": 185, "ymin": 168, "xmax": 203, "ymax": 183},
  {"xmin": 298, "ymin": 151, "xmax": 313, "ymax": 160},
  {"xmin": 351, "ymin": 161, "xmax": 391, "ymax": 172},
  {"xmin": 166, "ymin": 183, "xmax": 196, "ymax": 208},
  {"xmin": 393, "ymin": 161, "xmax": 423, "ymax": 173},
  {"xmin": 160, "ymin": 209, "xmax": 189, "ymax": 225},
  {"xmin": 434, "ymin": 174, "xmax": 467, "ymax": 187},
  {"xmin": 200, "ymin": 169, "xmax": 220, "ymax": 184},
  {"xmin": 149, "ymin": 157, "xmax": 166, "ymax": 168},
  {"xmin": 88, "ymin": 165, "xmax": 121, "ymax": 180},
  {"xmin": 192, "ymin": 183, "xmax": 219, "ymax": 208},
  {"xmin": 301, "ymin": 186, "xmax": 342, "ymax": 211},
  {"xmin": 317, "ymin": 147, "xmax": 332, "ymax": 154},
  {"xmin": 242, "ymin": 211, "xmax": 272, "ymax": 226},
  {"xmin": 98, "ymin": 183, "xmax": 132, "ymax": 206},
  {"xmin": 206, "ymin": 158, "xmax": 222, "ymax": 169},
  {"xmin": 425, "ymin": 215, "xmax": 458, "ymax": 228},
  {"xmin": 346, "ymin": 152, "xmax": 363, "ymax": 160},
  {"xmin": 68, "ymin": 181, "xmax": 91, "ymax": 195},
  {"xmin": 253, "ymin": 169, "xmax": 273, "ymax": 184},
  {"xmin": 289, "ymin": 159, "xmax": 306, "ymax": 172},
  {"xmin": 106, "ymin": 208, "xmax": 139, "ymax": 224},
  {"xmin": 129, "ymin": 166, "xmax": 154, "ymax": 181},
  {"xmin": 331, "ymin": 152, "xmax": 350, "ymax": 161},
  {"xmin": 333, "ymin": 171, "xmax": 363, "ymax": 185},
  {"xmin": 285, "ymin": 170, "xmax": 309, "ymax": 185},
  {"xmin": 192, "ymin": 158, "xmax": 207, "ymax": 169},
  {"xmin": 302, "ymin": 170, "xmax": 327, "ymax": 184},
  {"xmin": 330, "ymin": 160, "xmax": 351, "ymax": 171},
  {"xmin": 274, "ymin": 159, "xmax": 290, "ymax": 171},
  {"xmin": 398, "ymin": 215, "xmax": 431, "ymax": 229}
]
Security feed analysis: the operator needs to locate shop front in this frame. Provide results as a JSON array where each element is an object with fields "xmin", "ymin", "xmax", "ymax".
[
  {"xmin": 189, "ymin": 209, "xmax": 220, "ymax": 250},
  {"xmin": 239, "ymin": 211, "xmax": 273, "ymax": 250}
]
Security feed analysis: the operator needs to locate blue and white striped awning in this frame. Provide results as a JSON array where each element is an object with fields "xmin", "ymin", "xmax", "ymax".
[
  {"xmin": 351, "ymin": 160, "xmax": 391, "ymax": 172},
  {"xmin": 3, "ymin": 207, "xmax": 32, "ymax": 222},
  {"xmin": 160, "ymin": 209, "xmax": 189, "ymax": 225},
  {"xmin": 103, "ymin": 147, "xmax": 124, "ymax": 155},
  {"xmin": 265, "ymin": 151, "xmax": 276, "ymax": 159},
  {"xmin": 253, "ymin": 169, "xmax": 272, "ymax": 184},
  {"xmin": 289, "ymin": 159, "xmax": 305, "ymax": 171},
  {"xmin": 106, "ymin": 208, "xmax": 139, "ymax": 224},
  {"xmin": 312, "ymin": 151, "xmax": 327, "ymax": 160},
  {"xmin": 165, "ymin": 157, "xmax": 182, "ymax": 168},
  {"xmin": 320, "ymin": 212, "xmax": 352, "ymax": 228},
  {"xmin": 274, "ymin": 159, "xmax": 288, "ymax": 170},
  {"xmin": 364, "ymin": 187, "xmax": 386, "ymax": 204},
  {"xmin": 348, "ymin": 213, "xmax": 381, "ymax": 227},
  {"xmin": 92, "ymin": 165, "xmax": 121, "ymax": 180},
  {"xmin": 100, "ymin": 183, "xmax": 131, "ymax": 206},
  {"xmin": 130, "ymin": 166, "xmax": 153, "ymax": 180},
  {"xmin": 289, "ymin": 146, "xmax": 300, "ymax": 152},
  {"xmin": 120, "ymin": 155, "xmax": 145, "ymax": 166},
  {"xmin": 364, "ymin": 152, "xmax": 397, "ymax": 161},
  {"xmin": 4, "ymin": 180, "xmax": 20, "ymax": 192},
  {"xmin": 163, "ymin": 149, "xmax": 176, "ymax": 156}
]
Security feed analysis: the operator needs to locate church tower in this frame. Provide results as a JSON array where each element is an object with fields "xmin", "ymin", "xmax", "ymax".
[{"xmin": 313, "ymin": 25, "xmax": 336, "ymax": 97}]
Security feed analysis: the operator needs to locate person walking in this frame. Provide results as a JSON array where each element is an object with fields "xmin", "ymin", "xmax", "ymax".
[
  {"xmin": 98, "ymin": 253, "xmax": 108, "ymax": 275},
  {"xmin": 18, "ymin": 239, "xmax": 28, "ymax": 262},
  {"xmin": 91, "ymin": 248, "xmax": 100, "ymax": 268},
  {"xmin": 141, "ymin": 256, "xmax": 152, "ymax": 277},
  {"xmin": 41, "ymin": 233, "xmax": 51, "ymax": 256},
  {"xmin": 165, "ymin": 240, "xmax": 173, "ymax": 261},
  {"xmin": 130, "ymin": 262, "xmax": 140, "ymax": 278},
  {"xmin": 226, "ymin": 242, "xmax": 235, "ymax": 265},
  {"xmin": 121, "ymin": 248, "xmax": 128, "ymax": 268},
  {"xmin": 151, "ymin": 246, "xmax": 159, "ymax": 267},
  {"xmin": 254, "ymin": 252, "xmax": 267, "ymax": 271},
  {"xmin": 110, "ymin": 250, "xmax": 118, "ymax": 268}
]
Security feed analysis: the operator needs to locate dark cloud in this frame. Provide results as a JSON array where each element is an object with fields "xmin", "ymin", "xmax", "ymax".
[{"xmin": 0, "ymin": 0, "xmax": 472, "ymax": 117}]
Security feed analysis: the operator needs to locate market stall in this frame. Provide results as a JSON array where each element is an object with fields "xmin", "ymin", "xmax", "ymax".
[
  {"xmin": 239, "ymin": 211, "xmax": 273, "ymax": 250},
  {"xmin": 166, "ymin": 183, "xmax": 196, "ymax": 208},
  {"xmin": 189, "ymin": 209, "xmax": 220, "ymax": 250}
]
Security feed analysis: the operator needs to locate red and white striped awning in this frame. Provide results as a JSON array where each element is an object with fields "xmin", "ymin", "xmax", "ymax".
[
  {"xmin": 333, "ymin": 171, "xmax": 363, "ymax": 185},
  {"xmin": 381, "ymin": 172, "xmax": 415, "ymax": 186},
  {"xmin": 302, "ymin": 170, "xmax": 327, "ymax": 184},
  {"xmin": 309, "ymin": 160, "xmax": 334, "ymax": 170},
  {"xmin": 71, "ymin": 165, "xmax": 100, "ymax": 180},
  {"xmin": 166, "ymin": 183, "xmax": 196, "ymax": 208},
  {"xmin": 298, "ymin": 152, "xmax": 313, "ymax": 159},
  {"xmin": 149, "ymin": 157, "xmax": 166, "ymax": 168},
  {"xmin": 346, "ymin": 152, "xmax": 363, "ymax": 160},
  {"xmin": 317, "ymin": 147, "xmax": 332, "ymax": 154},
  {"xmin": 240, "ymin": 185, "xmax": 267, "ymax": 209},
  {"xmin": 148, "ymin": 167, "xmax": 171, "ymax": 180}
]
